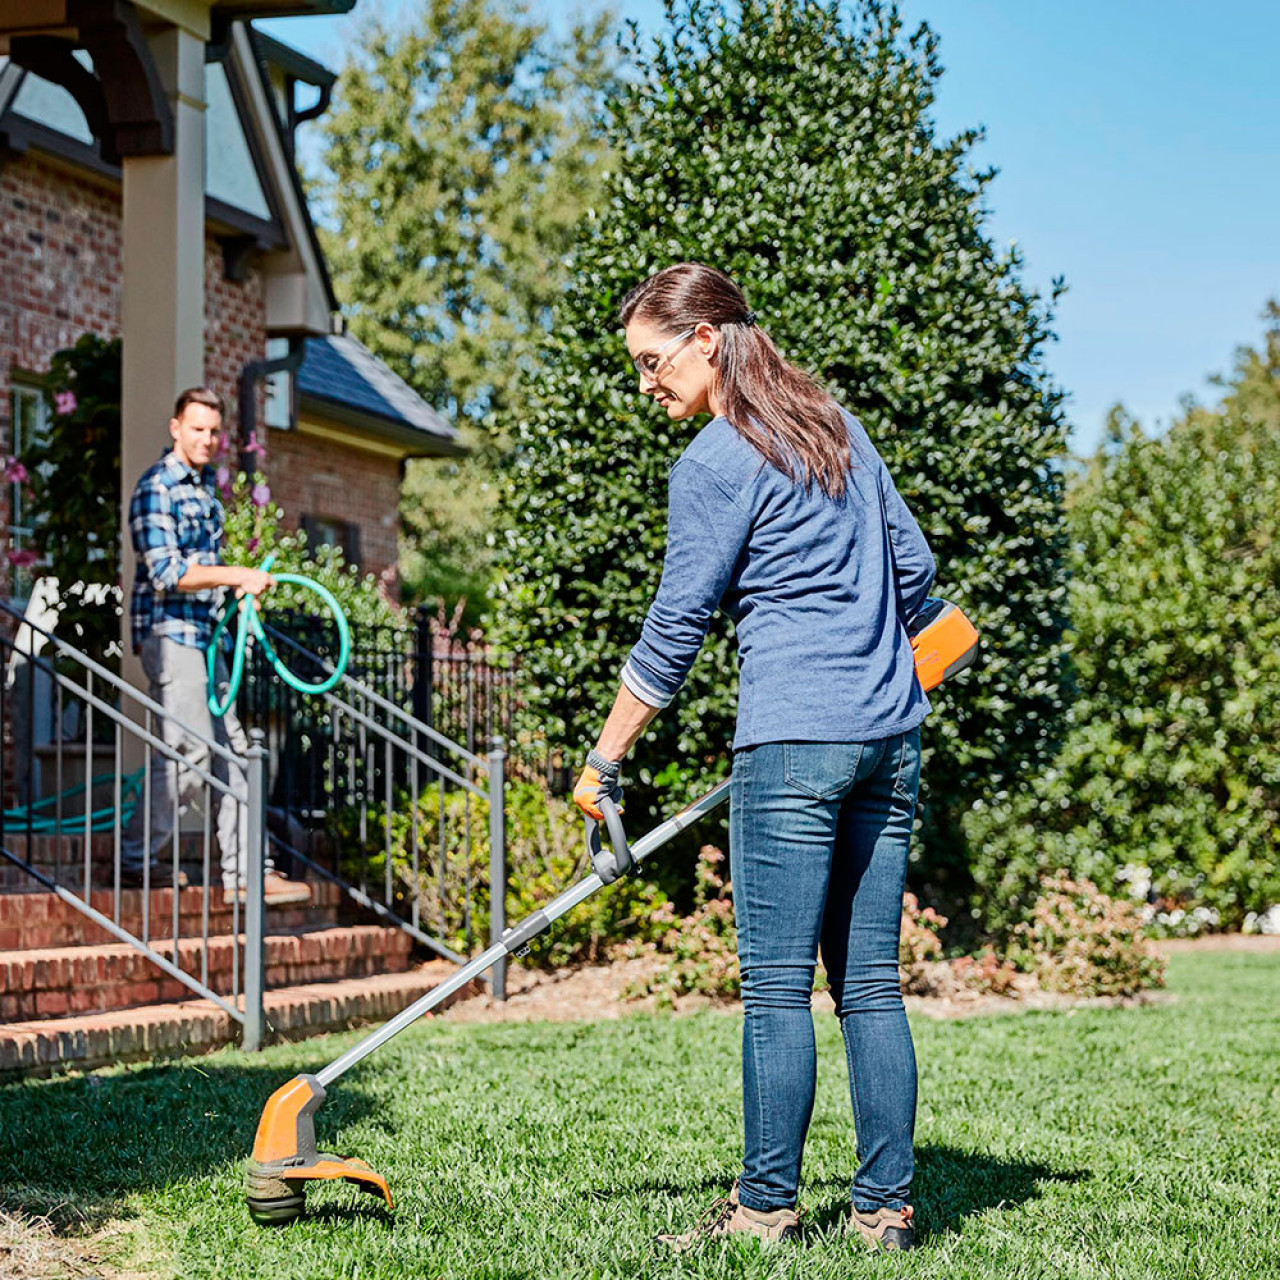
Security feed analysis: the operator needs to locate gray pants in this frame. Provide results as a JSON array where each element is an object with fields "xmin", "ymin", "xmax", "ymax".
[{"xmin": 121, "ymin": 635, "xmax": 270, "ymax": 890}]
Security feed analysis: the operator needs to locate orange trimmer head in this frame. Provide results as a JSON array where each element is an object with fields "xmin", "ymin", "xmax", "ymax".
[{"xmin": 245, "ymin": 1074, "xmax": 392, "ymax": 1225}]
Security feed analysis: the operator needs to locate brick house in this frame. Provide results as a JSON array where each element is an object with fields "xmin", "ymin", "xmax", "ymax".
[
  {"xmin": 0, "ymin": 18, "xmax": 462, "ymax": 610},
  {"xmin": 0, "ymin": 1, "xmax": 483, "ymax": 1076}
]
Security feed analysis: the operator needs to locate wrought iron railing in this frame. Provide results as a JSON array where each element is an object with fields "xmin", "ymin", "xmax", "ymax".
[{"xmin": 0, "ymin": 598, "xmax": 273, "ymax": 1047}]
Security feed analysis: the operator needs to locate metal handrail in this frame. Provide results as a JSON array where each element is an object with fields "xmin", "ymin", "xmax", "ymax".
[
  {"xmin": 253, "ymin": 618, "xmax": 507, "ymax": 995},
  {"xmin": 261, "ymin": 620, "xmax": 486, "ymax": 769},
  {"xmin": 0, "ymin": 621, "xmax": 263, "ymax": 1035},
  {"xmin": 0, "ymin": 597, "xmax": 243, "ymax": 768}
]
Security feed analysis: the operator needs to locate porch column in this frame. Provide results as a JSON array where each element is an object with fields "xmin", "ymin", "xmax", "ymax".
[{"xmin": 118, "ymin": 17, "xmax": 207, "ymax": 681}]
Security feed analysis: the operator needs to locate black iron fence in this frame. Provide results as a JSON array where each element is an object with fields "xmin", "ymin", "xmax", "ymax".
[{"xmin": 238, "ymin": 608, "xmax": 549, "ymax": 820}]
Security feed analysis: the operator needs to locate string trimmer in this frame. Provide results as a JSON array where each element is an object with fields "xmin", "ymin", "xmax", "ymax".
[{"xmin": 244, "ymin": 598, "xmax": 978, "ymax": 1225}]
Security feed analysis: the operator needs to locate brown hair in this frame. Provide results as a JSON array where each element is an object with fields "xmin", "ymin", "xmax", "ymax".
[
  {"xmin": 619, "ymin": 263, "xmax": 852, "ymax": 498},
  {"xmin": 173, "ymin": 386, "xmax": 226, "ymax": 420}
]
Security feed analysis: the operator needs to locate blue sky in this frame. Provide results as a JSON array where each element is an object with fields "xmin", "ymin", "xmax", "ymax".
[{"xmin": 259, "ymin": 1, "xmax": 1280, "ymax": 455}]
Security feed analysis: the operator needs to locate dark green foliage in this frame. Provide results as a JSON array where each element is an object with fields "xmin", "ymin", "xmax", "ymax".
[
  {"xmin": 966, "ymin": 310, "xmax": 1280, "ymax": 932},
  {"xmin": 491, "ymin": 0, "xmax": 1070, "ymax": 896},
  {"xmin": 19, "ymin": 334, "xmax": 122, "ymax": 663}
]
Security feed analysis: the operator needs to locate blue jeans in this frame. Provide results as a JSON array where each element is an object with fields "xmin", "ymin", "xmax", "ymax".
[{"xmin": 730, "ymin": 731, "xmax": 921, "ymax": 1214}]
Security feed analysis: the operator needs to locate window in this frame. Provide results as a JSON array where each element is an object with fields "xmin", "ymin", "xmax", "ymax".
[
  {"xmin": 7, "ymin": 383, "xmax": 51, "ymax": 602},
  {"xmin": 262, "ymin": 337, "xmax": 294, "ymax": 430},
  {"xmin": 204, "ymin": 59, "xmax": 273, "ymax": 221},
  {"xmin": 11, "ymin": 53, "xmax": 97, "ymax": 146},
  {"xmin": 301, "ymin": 514, "xmax": 361, "ymax": 570}
]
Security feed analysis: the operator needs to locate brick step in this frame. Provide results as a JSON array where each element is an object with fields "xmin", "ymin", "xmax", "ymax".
[
  {"xmin": 0, "ymin": 924, "xmax": 415, "ymax": 1021},
  {"xmin": 0, "ymin": 881, "xmax": 346, "ymax": 949},
  {"xmin": 2, "ymin": 831, "xmax": 208, "ymax": 862},
  {"xmin": 0, "ymin": 836, "xmax": 331, "ymax": 886},
  {"xmin": 0, "ymin": 851, "xmax": 342, "ymax": 891},
  {"xmin": 0, "ymin": 961, "xmax": 482, "ymax": 1077}
]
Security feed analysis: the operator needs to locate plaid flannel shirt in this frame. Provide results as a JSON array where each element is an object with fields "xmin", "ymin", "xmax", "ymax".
[{"xmin": 129, "ymin": 451, "xmax": 225, "ymax": 653}]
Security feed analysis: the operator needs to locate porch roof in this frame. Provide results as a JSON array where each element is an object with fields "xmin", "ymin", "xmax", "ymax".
[{"xmin": 297, "ymin": 332, "xmax": 465, "ymax": 458}]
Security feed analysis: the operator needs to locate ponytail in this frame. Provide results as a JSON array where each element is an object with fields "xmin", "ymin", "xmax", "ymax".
[{"xmin": 620, "ymin": 263, "xmax": 852, "ymax": 499}]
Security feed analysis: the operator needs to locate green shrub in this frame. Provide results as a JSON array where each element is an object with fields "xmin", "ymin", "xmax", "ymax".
[
  {"xmin": 622, "ymin": 846, "xmax": 738, "ymax": 1004},
  {"xmin": 490, "ymin": 0, "xmax": 1071, "ymax": 906},
  {"xmin": 221, "ymin": 472, "xmax": 403, "ymax": 632},
  {"xmin": 1008, "ymin": 872, "xmax": 1166, "ymax": 998},
  {"xmin": 334, "ymin": 780, "xmax": 671, "ymax": 966},
  {"xmin": 965, "ymin": 312, "xmax": 1280, "ymax": 932}
]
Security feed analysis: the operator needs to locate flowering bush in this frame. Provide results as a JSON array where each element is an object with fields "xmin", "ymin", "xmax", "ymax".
[
  {"xmin": 331, "ymin": 780, "xmax": 671, "ymax": 967},
  {"xmin": 14, "ymin": 334, "xmax": 121, "ymax": 660},
  {"xmin": 948, "ymin": 946, "xmax": 1022, "ymax": 996},
  {"xmin": 1009, "ymin": 871, "xmax": 1166, "ymax": 997},
  {"xmin": 621, "ymin": 846, "xmax": 739, "ymax": 1004},
  {"xmin": 898, "ymin": 893, "xmax": 947, "ymax": 993},
  {"xmin": 623, "ymin": 861, "xmax": 1048, "ymax": 1004}
]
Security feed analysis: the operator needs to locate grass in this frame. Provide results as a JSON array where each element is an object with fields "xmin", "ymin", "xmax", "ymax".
[{"xmin": 1, "ymin": 950, "xmax": 1278, "ymax": 1279}]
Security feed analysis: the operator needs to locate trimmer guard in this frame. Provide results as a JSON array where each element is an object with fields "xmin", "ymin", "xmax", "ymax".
[{"xmin": 246, "ymin": 1073, "xmax": 392, "ymax": 1224}]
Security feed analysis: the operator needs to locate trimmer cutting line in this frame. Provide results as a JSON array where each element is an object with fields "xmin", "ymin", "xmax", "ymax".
[{"xmin": 244, "ymin": 599, "xmax": 978, "ymax": 1225}]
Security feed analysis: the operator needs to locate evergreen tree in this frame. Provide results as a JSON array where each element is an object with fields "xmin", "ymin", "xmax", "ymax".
[
  {"xmin": 491, "ymin": 0, "xmax": 1070, "ymax": 900},
  {"xmin": 314, "ymin": 0, "xmax": 618, "ymax": 618}
]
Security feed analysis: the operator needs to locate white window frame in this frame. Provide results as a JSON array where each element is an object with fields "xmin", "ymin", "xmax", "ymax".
[{"xmin": 263, "ymin": 337, "xmax": 295, "ymax": 430}]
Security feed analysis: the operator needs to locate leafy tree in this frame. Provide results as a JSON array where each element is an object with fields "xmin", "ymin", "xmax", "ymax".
[
  {"xmin": 313, "ymin": 0, "xmax": 619, "ymax": 621},
  {"xmin": 491, "ymin": 0, "xmax": 1070, "ymax": 903},
  {"xmin": 966, "ymin": 307, "xmax": 1280, "ymax": 932}
]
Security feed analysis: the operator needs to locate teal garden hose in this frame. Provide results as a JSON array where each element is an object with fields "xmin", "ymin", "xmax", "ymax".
[{"xmin": 206, "ymin": 555, "xmax": 351, "ymax": 717}]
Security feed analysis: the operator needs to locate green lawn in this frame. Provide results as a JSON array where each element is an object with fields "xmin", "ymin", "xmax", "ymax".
[{"xmin": 2, "ymin": 950, "xmax": 1278, "ymax": 1279}]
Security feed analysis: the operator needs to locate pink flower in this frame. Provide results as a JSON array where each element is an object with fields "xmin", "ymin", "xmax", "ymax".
[
  {"xmin": 3, "ymin": 458, "xmax": 28, "ymax": 484},
  {"xmin": 215, "ymin": 466, "xmax": 231, "ymax": 496},
  {"xmin": 247, "ymin": 536, "xmax": 260, "ymax": 554},
  {"xmin": 7, "ymin": 548, "xmax": 38, "ymax": 568},
  {"xmin": 54, "ymin": 390, "xmax": 77, "ymax": 416},
  {"xmin": 251, "ymin": 482, "xmax": 271, "ymax": 508},
  {"xmin": 244, "ymin": 432, "xmax": 266, "ymax": 456}
]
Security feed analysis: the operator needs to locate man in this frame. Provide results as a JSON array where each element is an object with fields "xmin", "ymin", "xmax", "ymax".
[{"xmin": 120, "ymin": 386, "xmax": 311, "ymax": 907}]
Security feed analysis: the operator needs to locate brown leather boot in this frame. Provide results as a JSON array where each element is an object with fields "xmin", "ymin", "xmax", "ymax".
[
  {"xmin": 223, "ymin": 873, "xmax": 312, "ymax": 908},
  {"xmin": 655, "ymin": 1181, "xmax": 800, "ymax": 1253},
  {"xmin": 847, "ymin": 1204, "xmax": 916, "ymax": 1251}
]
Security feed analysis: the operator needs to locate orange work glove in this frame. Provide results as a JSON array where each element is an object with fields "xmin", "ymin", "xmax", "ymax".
[{"xmin": 573, "ymin": 749, "xmax": 624, "ymax": 821}]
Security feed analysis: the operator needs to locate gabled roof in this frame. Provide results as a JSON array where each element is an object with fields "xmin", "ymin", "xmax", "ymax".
[{"xmin": 298, "ymin": 332, "xmax": 463, "ymax": 457}]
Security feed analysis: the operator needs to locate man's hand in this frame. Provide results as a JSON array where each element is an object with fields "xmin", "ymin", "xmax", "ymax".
[
  {"xmin": 233, "ymin": 566, "xmax": 276, "ymax": 599},
  {"xmin": 573, "ymin": 749, "xmax": 625, "ymax": 821}
]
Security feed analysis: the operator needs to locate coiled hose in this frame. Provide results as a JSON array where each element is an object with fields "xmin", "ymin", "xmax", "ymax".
[{"xmin": 206, "ymin": 555, "xmax": 350, "ymax": 717}]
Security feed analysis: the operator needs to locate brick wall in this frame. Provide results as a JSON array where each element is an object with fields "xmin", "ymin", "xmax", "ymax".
[
  {"xmin": 266, "ymin": 428, "xmax": 402, "ymax": 586},
  {"xmin": 0, "ymin": 152, "xmax": 404, "ymax": 595},
  {"xmin": 0, "ymin": 155, "xmax": 124, "ymax": 574}
]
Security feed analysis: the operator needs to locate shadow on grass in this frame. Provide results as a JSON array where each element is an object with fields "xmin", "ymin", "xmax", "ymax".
[
  {"xmin": 806, "ymin": 1145, "xmax": 1088, "ymax": 1241},
  {"xmin": 0, "ymin": 1055, "xmax": 381, "ymax": 1230},
  {"xmin": 616, "ymin": 1146, "xmax": 1086, "ymax": 1243}
]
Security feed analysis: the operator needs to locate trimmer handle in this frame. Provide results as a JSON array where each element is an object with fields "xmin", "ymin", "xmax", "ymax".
[{"xmin": 585, "ymin": 794, "xmax": 633, "ymax": 884}]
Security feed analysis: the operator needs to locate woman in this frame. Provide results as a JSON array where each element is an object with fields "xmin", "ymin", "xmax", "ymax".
[{"xmin": 573, "ymin": 263, "xmax": 935, "ymax": 1253}]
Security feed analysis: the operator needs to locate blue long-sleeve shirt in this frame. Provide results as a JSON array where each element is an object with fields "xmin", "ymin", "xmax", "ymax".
[{"xmin": 622, "ymin": 410, "xmax": 936, "ymax": 749}]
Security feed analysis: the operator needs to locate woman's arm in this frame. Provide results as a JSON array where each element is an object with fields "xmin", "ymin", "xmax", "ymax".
[
  {"xmin": 594, "ymin": 683, "xmax": 662, "ymax": 761},
  {"xmin": 880, "ymin": 466, "xmax": 936, "ymax": 623},
  {"xmin": 620, "ymin": 458, "xmax": 752, "ymax": 712},
  {"xmin": 573, "ymin": 458, "xmax": 752, "ymax": 819}
]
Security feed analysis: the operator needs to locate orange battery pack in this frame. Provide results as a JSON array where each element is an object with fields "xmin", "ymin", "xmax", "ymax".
[{"xmin": 908, "ymin": 598, "xmax": 979, "ymax": 692}]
